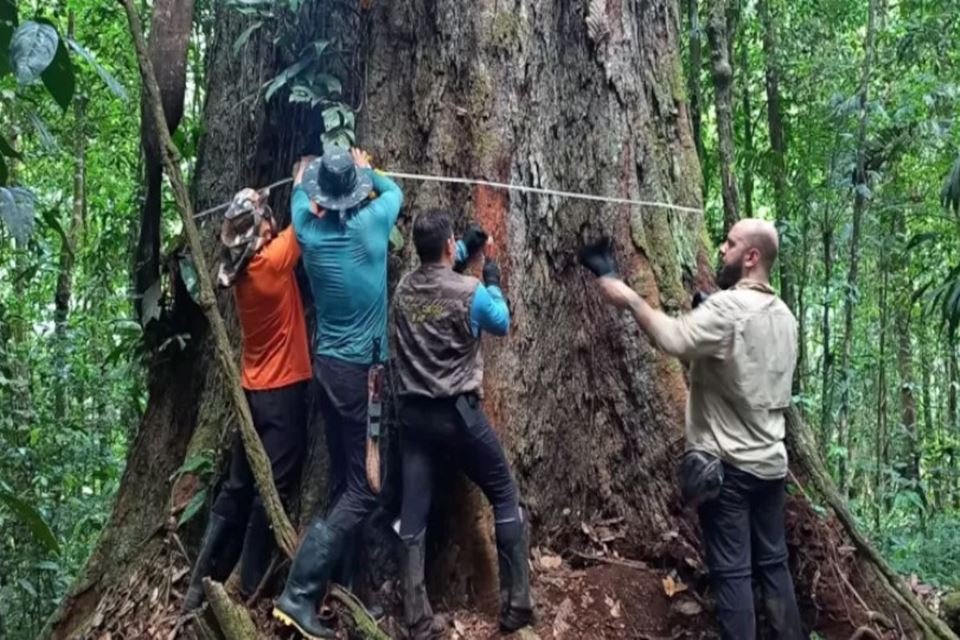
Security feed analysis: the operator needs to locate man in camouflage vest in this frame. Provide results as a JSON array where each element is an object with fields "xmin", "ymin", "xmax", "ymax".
[{"xmin": 393, "ymin": 209, "xmax": 535, "ymax": 638}]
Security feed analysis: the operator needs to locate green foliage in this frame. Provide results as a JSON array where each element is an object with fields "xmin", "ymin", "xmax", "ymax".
[
  {"xmin": 0, "ymin": 488, "xmax": 60, "ymax": 554},
  {"xmin": 227, "ymin": 0, "xmax": 356, "ymax": 151},
  {"xmin": 0, "ymin": 2, "xmax": 142, "ymax": 637}
]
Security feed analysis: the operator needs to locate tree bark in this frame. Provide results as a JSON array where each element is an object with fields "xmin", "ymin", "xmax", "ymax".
[
  {"xmin": 873, "ymin": 252, "xmax": 888, "ymax": 530},
  {"xmin": 758, "ymin": 0, "xmax": 793, "ymax": 312},
  {"xmin": 893, "ymin": 206, "xmax": 923, "ymax": 516},
  {"xmin": 687, "ymin": 0, "xmax": 705, "ymax": 174},
  {"xmin": 707, "ymin": 0, "xmax": 740, "ymax": 232},
  {"xmin": 43, "ymin": 2, "xmax": 955, "ymax": 639},
  {"xmin": 838, "ymin": 0, "xmax": 878, "ymax": 497},
  {"xmin": 54, "ymin": 13, "xmax": 87, "ymax": 421},
  {"xmin": 133, "ymin": 0, "xmax": 194, "ymax": 320},
  {"xmin": 739, "ymin": 28, "xmax": 754, "ymax": 219}
]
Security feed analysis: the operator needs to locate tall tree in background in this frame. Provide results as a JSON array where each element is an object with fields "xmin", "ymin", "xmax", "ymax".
[
  {"xmin": 707, "ymin": 0, "xmax": 740, "ymax": 231},
  {"xmin": 758, "ymin": 0, "xmax": 793, "ymax": 312},
  {"xmin": 837, "ymin": 0, "xmax": 879, "ymax": 496},
  {"xmin": 53, "ymin": 12, "xmax": 87, "ymax": 421},
  {"xmin": 687, "ymin": 0, "xmax": 705, "ymax": 175}
]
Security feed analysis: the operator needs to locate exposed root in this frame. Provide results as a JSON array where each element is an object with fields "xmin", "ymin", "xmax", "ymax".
[
  {"xmin": 329, "ymin": 584, "xmax": 391, "ymax": 640},
  {"xmin": 204, "ymin": 579, "xmax": 258, "ymax": 639}
]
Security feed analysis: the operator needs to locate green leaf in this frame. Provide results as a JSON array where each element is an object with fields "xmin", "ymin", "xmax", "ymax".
[
  {"xmin": 67, "ymin": 38, "xmax": 127, "ymax": 100},
  {"xmin": 0, "ymin": 186, "xmax": 35, "ymax": 244},
  {"xmin": 0, "ymin": 0, "xmax": 18, "ymax": 77},
  {"xmin": 389, "ymin": 226, "xmax": 404, "ymax": 252},
  {"xmin": 0, "ymin": 490, "xmax": 60, "ymax": 554},
  {"xmin": 18, "ymin": 578, "xmax": 37, "ymax": 597},
  {"xmin": 178, "ymin": 253, "xmax": 201, "ymax": 303},
  {"xmin": 170, "ymin": 452, "xmax": 214, "ymax": 481},
  {"xmin": 0, "ymin": 133, "xmax": 20, "ymax": 159},
  {"xmin": 315, "ymin": 73, "xmax": 342, "ymax": 96},
  {"xmin": 0, "ymin": 155, "xmax": 6, "ymax": 187},
  {"xmin": 39, "ymin": 21, "xmax": 74, "ymax": 111},
  {"xmin": 233, "ymin": 21, "xmax": 263, "ymax": 56},
  {"xmin": 41, "ymin": 207, "xmax": 72, "ymax": 257},
  {"xmin": 264, "ymin": 58, "xmax": 309, "ymax": 101},
  {"xmin": 141, "ymin": 279, "xmax": 162, "ymax": 327},
  {"xmin": 10, "ymin": 20, "xmax": 58, "ymax": 85},
  {"xmin": 26, "ymin": 109, "xmax": 57, "ymax": 151},
  {"xmin": 322, "ymin": 105, "xmax": 345, "ymax": 131},
  {"xmin": 178, "ymin": 487, "xmax": 208, "ymax": 528}
]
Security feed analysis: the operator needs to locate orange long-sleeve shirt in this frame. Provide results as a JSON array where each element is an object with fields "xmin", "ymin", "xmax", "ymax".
[{"xmin": 234, "ymin": 227, "xmax": 312, "ymax": 390}]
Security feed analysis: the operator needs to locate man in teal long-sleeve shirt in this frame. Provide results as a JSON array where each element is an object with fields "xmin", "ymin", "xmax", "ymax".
[{"xmin": 274, "ymin": 148, "xmax": 403, "ymax": 639}]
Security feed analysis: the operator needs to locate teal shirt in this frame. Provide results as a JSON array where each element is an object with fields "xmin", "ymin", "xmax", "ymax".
[{"xmin": 291, "ymin": 169, "xmax": 404, "ymax": 364}]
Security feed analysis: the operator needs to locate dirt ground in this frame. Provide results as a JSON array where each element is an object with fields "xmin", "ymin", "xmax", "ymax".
[{"xmin": 76, "ymin": 497, "xmax": 945, "ymax": 639}]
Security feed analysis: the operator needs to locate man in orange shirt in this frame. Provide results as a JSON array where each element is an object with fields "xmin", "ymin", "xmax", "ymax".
[{"xmin": 183, "ymin": 187, "xmax": 312, "ymax": 612}]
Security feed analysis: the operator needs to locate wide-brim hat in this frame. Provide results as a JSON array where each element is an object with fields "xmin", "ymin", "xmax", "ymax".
[
  {"xmin": 302, "ymin": 148, "xmax": 373, "ymax": 212},
  {"xmin": 221, "ymin": 188, "xmax": 268, "ymax": 248}
]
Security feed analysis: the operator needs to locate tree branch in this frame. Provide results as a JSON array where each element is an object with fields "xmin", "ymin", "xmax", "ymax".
[{"xmin": 119, "ymin": 0, "xmax": 298, "ymax": 558}]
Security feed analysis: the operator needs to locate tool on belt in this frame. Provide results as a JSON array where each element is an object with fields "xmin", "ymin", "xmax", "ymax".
[{"xmin": 365, "ymin": 338, "xmax": 384, "ymax": 493}]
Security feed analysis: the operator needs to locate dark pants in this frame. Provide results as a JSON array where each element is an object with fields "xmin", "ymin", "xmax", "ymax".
[
  {"xmin": 398, "ymin": 394, "xmax": 521, "ymax": 540},
  {"xmin": 212, "ymin": 381, "xmax": 308, "ymax": 525},
  {"xmin": 315, "ymin": 355, "xmax": 379, "ymax": 535},
  {"xmin": 697, "ymin": 464, "xmax": 804, "ymax": 640}
]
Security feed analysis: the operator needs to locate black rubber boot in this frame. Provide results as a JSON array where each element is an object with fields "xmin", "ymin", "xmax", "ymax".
[
  {"xmin": 272, "ymin": 518, "xmax": 342, "ymax": 640},
  {"xmin": 402, "ymin": 529, "xmax": 445, "ymax": 640},
  {"xmin": 182, "ymin": 512, "xmax": 243, "ymax": 613},
  {"xmin": 496, "ymin": 515, "xmax": 535, "ymax": 633},
  {"xmin": 333, "ymin": 534, "xmax": 385, "ymax": 620},
  {"xmin": 238, "ymin": 501, "xmax": 274, "ymax": 600}
]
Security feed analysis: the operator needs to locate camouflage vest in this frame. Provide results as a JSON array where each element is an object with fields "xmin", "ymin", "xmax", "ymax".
[{"xmin": 394, "ymin": 263, "xmax": 484, "ymax": 398}]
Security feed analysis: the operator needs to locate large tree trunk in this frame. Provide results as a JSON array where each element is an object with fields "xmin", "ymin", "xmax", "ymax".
[{"xmin": 44, "ymin": 2, "xmax": 953, "ymax": 639}]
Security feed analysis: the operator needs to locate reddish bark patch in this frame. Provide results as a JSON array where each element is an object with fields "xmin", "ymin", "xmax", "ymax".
[{"xmin": 473, "ymin": 183, "xmax": 510, "ymax": 290}]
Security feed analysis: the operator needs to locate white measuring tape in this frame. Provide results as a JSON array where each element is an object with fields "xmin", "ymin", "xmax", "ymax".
[{"xmin": 193, "ymin": 171, "xmax": 703, "ymax": 220}]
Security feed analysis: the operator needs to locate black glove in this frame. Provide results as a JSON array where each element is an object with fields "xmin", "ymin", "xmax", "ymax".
[
  {"xmin": 692, "ymin": 290, "xmax": 710, "ymax": 309},
  {"xmin": 482, "ymin": 257, "xmax": 501, "ymax": 288},
  {"xmin": 578, "ymin": 236, "xmax": 618, "ymax": 277},
  {"xmin": 455, "ymin": 225, "xmax": 488, "ymax": 273}
]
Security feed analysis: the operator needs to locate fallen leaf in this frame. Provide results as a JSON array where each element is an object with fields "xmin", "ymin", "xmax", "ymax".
[
  {"xmin": 673, "ymin": 598, "xmax": 704, "ymax": 616},
  {"xmin": 540, "ymin": 554, "xmax": 563, "ymax": 570},
  {"xmin": 605, "ymin": 594, "xmax": 622, "ymax": 618},
  {"xmin": 662, "ymin": 574, "xmax": 688, "ymax": 598},
  {"xmin": 553, "ymin": 597, "xmax": 575, "ymax": 637}
]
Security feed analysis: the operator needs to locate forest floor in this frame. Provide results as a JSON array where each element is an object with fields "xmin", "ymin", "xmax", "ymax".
[{"xmin": 76, "ymin": 497, "xmax": 940, "ymax": 639}]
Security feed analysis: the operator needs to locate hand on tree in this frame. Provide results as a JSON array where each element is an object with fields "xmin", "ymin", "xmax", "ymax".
[
  {"xmin": 351, "ymin": 148, "xmax": 372, "ymax": 169},
  {"xmin": 578, "ymin": 237, "xmax": 618, "ymax": 278},
  {"xmin": 596, "ymin": 276, "xmax": 640, "ymax": 311},
  {"xmin": 483, "ymin": 257, "xmax": 502, "ymax": 288}
]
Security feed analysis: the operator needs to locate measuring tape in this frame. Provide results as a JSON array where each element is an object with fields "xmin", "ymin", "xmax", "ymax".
[{"xmin": 192, "ymin": 171, "xmax": 704, "ymax": 220}]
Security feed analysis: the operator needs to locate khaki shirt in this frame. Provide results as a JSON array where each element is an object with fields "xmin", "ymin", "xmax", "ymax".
[{"xmin": 646, "ymin": 280, "xmax": 797, "ymax": 479}]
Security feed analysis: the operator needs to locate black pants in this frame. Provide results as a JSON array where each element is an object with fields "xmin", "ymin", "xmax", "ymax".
[
  {"xmin": 212, "ymin": 381, "xmax": 308, "ymax": 529},
  {"xmin": 697, "ymin": 464, "xmax": 804, "ymax": 640},
  {"xmin": 398, "ymin": 394, "xmax": 521, "ymax": 540},
  {"xmin": 315, "ymin": 355, "xmax": 379, "ymax": 535}
]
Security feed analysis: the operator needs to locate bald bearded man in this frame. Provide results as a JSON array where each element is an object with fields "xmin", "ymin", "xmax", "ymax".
[{"xmin": 586, "ymin": 219, "xmax": 804, "ymax": 640}]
